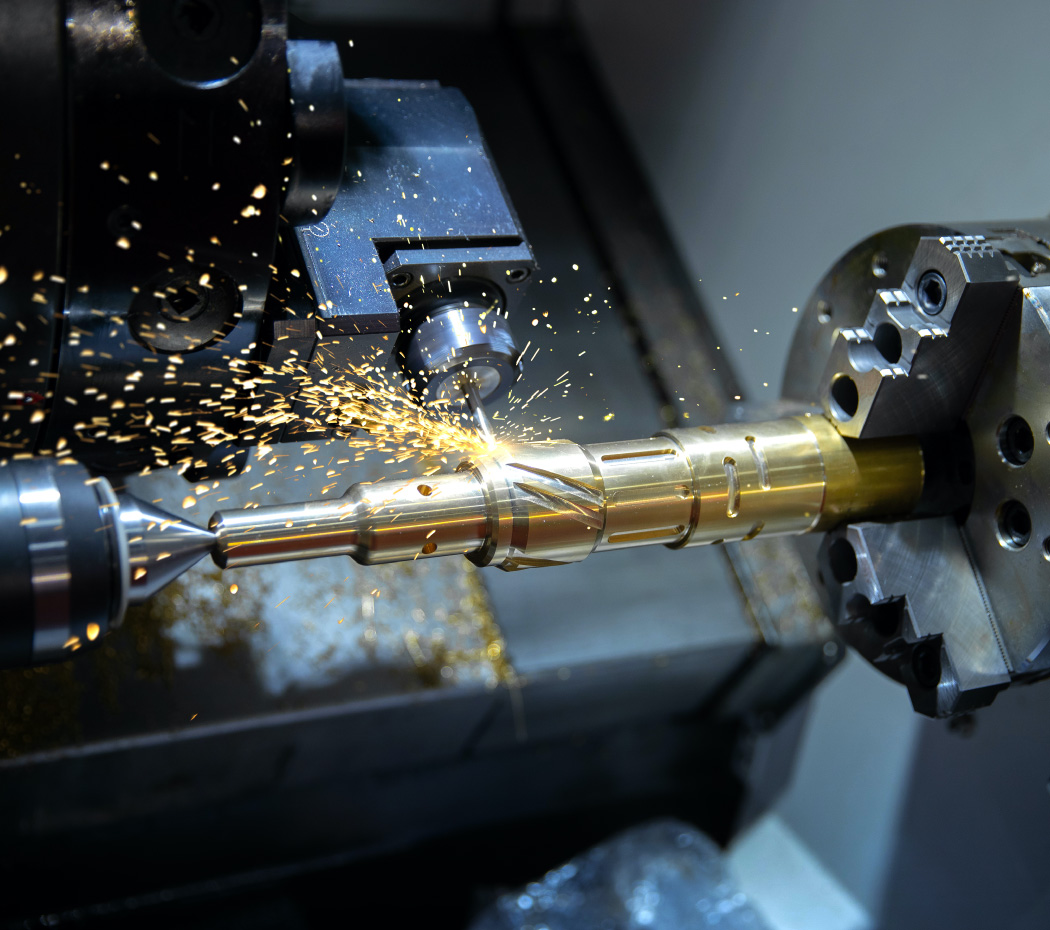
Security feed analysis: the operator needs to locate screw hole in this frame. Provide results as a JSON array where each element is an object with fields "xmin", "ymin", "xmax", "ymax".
[
  {"xmin": 870, "ymin": 599, "xmax": 902, "ymax": 637},
  {"xmin": 829, "ymin": 374, "xmax": 859, "ymax": 421},
  {"xmin": 871, "ymin": 252, "xmax": 889, "ymax": 278},
  {"xmin": 389, "ymin": 271, "xmax": 413, "ymax": 289},
  {"xmin": 845, "ymin": 593, "xmax": 901, "ymax": 637},
  {"xmin": 846, "ymin": 592, "xmax": 870, "ymax": 619},
  {"xmin": 828, "ymin": 537, "xmax": 858, "ymax": 583},
  {"xmin": 996, "ymin": 499, "xmax": 1031, "ymax": 550},
  {"xmin": 507, "ymin": 268, "xmax": 530, "ymax": 283},
  {"xmin": 417, "ymin": 484, "xmax": 433, "ymax": 497},
  {"xmin": 873, "ymin": 322, "xmax": 902, "ymax": 364},
  {"xmin": 817, "ymin": 300, "xmax": 832, "ymax": 324},
  {"xmin": 421, "ymin": 541, "xmax": 437, "ymax": 554},
  {"xmin": 998, "ymin": 415, "xmax": 1034, "ymax": 467},
  {"xmin": 916, "ymin": 270, "xmax": 948, "ymax": 315},
  {"xmin": 912, "ymin": 642, "xmax": 942, "ymax": 689}
]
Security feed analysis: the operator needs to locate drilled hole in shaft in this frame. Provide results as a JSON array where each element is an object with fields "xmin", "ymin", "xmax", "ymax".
[{"xmin": 912, "ymin": 642, "xmax": 942, "ymax": 689}]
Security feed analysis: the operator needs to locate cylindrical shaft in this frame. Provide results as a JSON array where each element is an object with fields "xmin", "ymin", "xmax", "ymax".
[
  {"xmin": 212, "ymin": 471, "xmax": 489, "ymax": 568},
  {"xmin": 211, "ymin": 416, "xmax": 926, "ymax": 572}
]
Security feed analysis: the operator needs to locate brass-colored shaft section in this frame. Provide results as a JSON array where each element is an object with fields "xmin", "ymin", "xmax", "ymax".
[{"xmin": 210, "ymin": 416, "xmax": 924, "ymax": 571}]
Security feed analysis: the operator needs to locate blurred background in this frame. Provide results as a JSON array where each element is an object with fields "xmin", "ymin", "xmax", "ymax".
[{"xmin": 6, "ymin": 1, "xmax": 1050, "ymax": 927}]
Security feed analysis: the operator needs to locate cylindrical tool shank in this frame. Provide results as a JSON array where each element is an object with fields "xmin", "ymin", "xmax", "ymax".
[{"xmin": 211, "ymin": 416, "xmax": 926, "ymax": 572}]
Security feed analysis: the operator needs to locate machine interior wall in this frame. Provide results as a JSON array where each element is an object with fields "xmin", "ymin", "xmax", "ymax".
[
  {"xmin": 574, "ymin": 2, "xmax": 1050, "ymax": 926},
  {"xmin": 574, "ymin": 0, "xmax": 1050, "ymax": 399}
]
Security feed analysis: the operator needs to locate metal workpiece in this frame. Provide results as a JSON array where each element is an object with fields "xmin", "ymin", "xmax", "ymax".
[
  {"xmin": 211, "ymin": 470, "xmax": 489, "ymax": 569},
  {"xmin": 211, "ymin": 416, "xmax": 926, "ymax": 572},
  {"xmin": 660, "ymin": 416, "xmax": 923, "ymax": 544}
]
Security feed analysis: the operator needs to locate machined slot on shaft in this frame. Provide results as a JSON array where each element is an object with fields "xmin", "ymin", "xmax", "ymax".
[{"xmin": 210, "ymin": 416, "xmax": 927, "ymax": 573}]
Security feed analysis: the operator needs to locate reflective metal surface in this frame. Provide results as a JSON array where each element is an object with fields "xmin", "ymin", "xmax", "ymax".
[
  {"xmin": 211, "ymin": 418, "xmax": 925, "ymax": 571},
  {"xmin": 0, "ymin": 460, "xmax": 128, "ymax": 665},
  {"xmin": 820, "ymin": 519, "xmax": 1011, "ymax": 717},
  {"xmin": 817, "ymin": 235, "xmax": 1016, "ymax": 440},
  {"xmin": 118, "ymin": 495, "xmax": 216, "ymax": 604},
  {"xmin": 790, "ymin": 221, "xmax": 1050, "ymax": 715},
  {"xmin": 0, "ymin": 461, "xmax": 217, "ymax": 665},
  {"xmin": 965, "ymin": 284, "xmax": 1050, "ymax": 675},
  {"xmin": 399, "ymin": 301, "xmax": 521, "ymax": 404},
  {"xmin": 16, "ymin": 464, "xmax": 76, "ymax": 658}
]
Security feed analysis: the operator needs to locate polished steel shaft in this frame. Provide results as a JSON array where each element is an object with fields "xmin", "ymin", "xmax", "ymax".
[{"xmin": 210, "ymin": 416, "xmax": 924, "ymax": 572}]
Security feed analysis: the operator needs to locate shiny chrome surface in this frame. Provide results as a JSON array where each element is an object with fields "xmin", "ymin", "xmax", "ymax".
[
  {"xmin": 15, "ymin": 463, "xmax": 74, "ymax": 659},
  {"xmin": 399, "ymin": 302, "xmax": 521, "ymax": 404},
  {"xmin": 0, "ymin": 459, "xmax": 216, "ymax": 665},
  {"xmin": 118, "ymin": 495, "xmax": 217, "ymax": 604},
  {"xmin": 211, "ymin": 416, "xmax": 925, "ymax": 572},
  {"xmin": 0, "ymin": 460, "xmax": 132, "ymax": 664}
]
